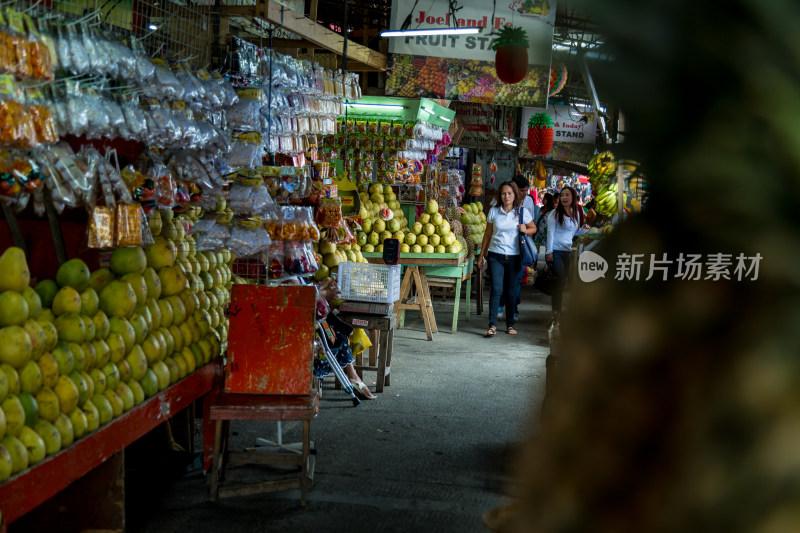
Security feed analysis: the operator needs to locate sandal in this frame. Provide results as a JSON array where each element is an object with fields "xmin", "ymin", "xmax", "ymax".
[
  {"xmin": 350, "ymin": 379, "xmax": 376, "ymax": 400},
  {"xmin": 507, "ymin": 326, "xmax": 517, "ymax": 335},
  {"xmin": 485, "ymin": 325, "xmax": 497, "ymax": 337}
]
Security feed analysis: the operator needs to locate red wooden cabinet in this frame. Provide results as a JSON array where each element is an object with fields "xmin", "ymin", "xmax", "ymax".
[{"xmin": 225, "ymin": 285, "xmax": 316, "ymax": 395}]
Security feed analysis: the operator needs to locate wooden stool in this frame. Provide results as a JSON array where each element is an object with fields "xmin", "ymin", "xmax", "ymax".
[
  {"xmin": 207, "ymin": 391, "xmax": 319, "ymax": 506},
  {"xmin": 395, "ymin": 265, "xmax": 437, "ymax": 340},
  {"xmin": 335, "ymin": 312, "xmax": 396, "ymax": 393}
]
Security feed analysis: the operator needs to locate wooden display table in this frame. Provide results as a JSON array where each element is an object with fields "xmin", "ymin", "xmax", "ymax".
[
  {"xmin": 0, "ymin": 361, "xmax": 222, "ymax": 533},
  {"xmin": 362, "ymin": 251, "xmax": 470, "ymax": 338}
]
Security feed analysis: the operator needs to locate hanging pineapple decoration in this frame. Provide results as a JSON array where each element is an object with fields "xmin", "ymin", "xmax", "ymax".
[
  {"xmin": 491, "ymin": 26, "xmax": 530, "ymax": 84},
  {"xmin": 526, "ymin": 112, "xmax": 554, "ymax": 156}
]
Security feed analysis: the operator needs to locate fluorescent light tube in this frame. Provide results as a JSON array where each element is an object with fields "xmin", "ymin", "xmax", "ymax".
[
  {"xmin": 381, "ymin": 27, "xmax": 481, "ymax": 37},
  {"xmin": 439, "ymin": 116, "xmax": 451, "ymax": 122},
  {"xmin": 344, "ymin": 103, "xmax": 406, "ymax": 110},
  {"xmin": 502, "ymin": 138, "xmax": 517, "ymax": 147},
  {"xmin": 148, "ymin": 24, "xmax": 158, "ymax": 30}
]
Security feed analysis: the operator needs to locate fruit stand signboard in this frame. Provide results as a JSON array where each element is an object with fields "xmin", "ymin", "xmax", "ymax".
[
  {"xmin": 385, "ymin": 0, "xmax": 556, "ymax": 106},
  {"xmin": 520, "ymin": 106, "xmax": 597, "ymax": 144}
]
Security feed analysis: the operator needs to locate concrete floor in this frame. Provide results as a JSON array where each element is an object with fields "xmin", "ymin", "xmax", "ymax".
[{"xmin": 126, "ymin": 284, "xmax": 552, "ymax": 533}]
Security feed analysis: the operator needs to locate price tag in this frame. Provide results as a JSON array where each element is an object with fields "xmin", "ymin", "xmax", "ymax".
[{"xmin": 352, "ymin": 318, "xmax": 369, "ymax": 328}]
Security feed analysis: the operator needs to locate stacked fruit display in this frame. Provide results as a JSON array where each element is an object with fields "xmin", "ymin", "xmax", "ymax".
[
  {"xmin": 0, "ymin": 219, "xmax": 230, "ymax": 481},
  {"xmin": 493, "ymin": 66, "xmax": 549, "ymax": 107},
  {"xmin": 355, "ymin": 193, "xmax": 462, "ymax": 255},
  {"xmin": 594, "ymin": 182, "xmax": 627, "ymax": 216},
  {"xmin": 587, "ymin": 151, "xmax": 617, "ymax": 193},
  {"xmin": 312, "ymin": 238, "xmax": 369, "ymax": 282},
  {"xmin": 460, "ymin": 202, "xmax": 487, "ymax": 246}
]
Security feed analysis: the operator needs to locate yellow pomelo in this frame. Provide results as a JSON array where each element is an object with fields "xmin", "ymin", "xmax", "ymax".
[
  {"xmin": 125, "ymin": 346, "xmax": 148, "ymax": 381},
  {"xmin": 53, "ymin": 413, "xmax": 73, "ymax": 447},
  {"xmin": 180, "ymin": 347, "xmax": 197, "ymax": 374},
  {"xmin": 56, "ymin": 259, "xmax": 91, "ymax": 292},
  {"xmin": 0, "ymin": 443, "xmax": 11, "ymax": 481},
  {"xmin": 127, "ymin": 379, "xmax": 145, "ymax": 405},
  {"xmin": 52, "ymin": 343, "xmax": 74, "ymax": 375},
  {"xmin": 36, "ymin": 386, "xmax": 60, "ymax": 422},
  {"xmin": 164, "ymin": 357, "xmax": 179, "ymax": 384},
  {"xmin": 82, "ymin": 342, "xmax": 97, "ymax": 370},
  {"xmin": 110, "ymin": 247, "xmax": 147, "ymax": 276},
  {"xmin": 198, "ymin": 340, "xmax": 213, "ymax": 365},
  {"xmin": 196, "ymin": 291, "xmax": 210, "ymax": 311},
  {"xmin": 102, "ymin": 362, "xmax": 120, "ymax": 391},
  {"xmin": 0, "ymin": 247, "xmax": 30, "ymax": 292},
  {"xmin": 0, "ymin": 367, "xmax": 7, "ymax": 403},
  {"xmin": 116, "ymin": 359, "xmax": 132, "ymax": 383},
  {"xmin": 81, "ymin": 400, "xmax": 100, "ymax": 432},
  {"xmin": 23, "ymin": 319, "xmax": 46, "ymax": 360},
  {"xmin": 54, "ymin": 375, "xmax": 79, "ymax": 414},
  {"xmin": 54, "ymin": 312, "xmax": 86, "ymax": 344},
  {"xmin": 88, "ymin": 268, "xmax": 116, "ymax": 293},
  {"xmin": 151, "ymin": 361, "xmax": 170, "ymax": 391},
  {"xmin": 120, "ymin": 273, "xmax": 148, "ymax": 306},
  {"xmin": 152, "ymin": 329, "xmax": 168, "ymax": 361},
  {"xmin": 189, "ymin": 343, "xmax": 204, "ymax": 368},
  {"xmin": 18, "ymin": 391, "xmax": 38, "ymax": 427},
  {"xmin": 114, "ymin": 382, "xmax": 135, "ymax": 411},
  {"xmin": 2, "ymin": 395, "xmax": 26, "ymax": 436},
  {"xmin": 145, "ymin": 238, "xmax": 176, "ymax": 270},
  {"xmin": 99, "ymin": 280, "xmax": 137, "ymax": 319},
  {"xmin": 52, "ymin": 286, "xmax": 82, "ymax": 316},
  {"xmin": 34, "ymin": 279, "xmax": 58, "ymax": 308},
  {"xmin": 81, "ymin": 315, "xmax": 96, "ymax": 343},
  {"xmin": 173, "ymin": 354, "xmax": 188, "ymax": 379},
  {"xmin": 169, "ymin": 325, "xmax": 184, "ymax": 353},
  {"xmin": 129, "ymin": 313, "xmax": 149, "ymax": 345},
  {"xmin": 35, "ymin": 419, "xmax": 61, "ymax": 455},
  {"xmin": 146, "ymin": 298, "xmax": 162, "ymax": 330},
  {"xmin": 157, "ymin": 298, "xmax": 174, "ymax": 328},
  {"xmin": 79, "ymin": 288, "xmax": 99, "ymax": 317},
  {"xmin": 19, "ymin": 360, "xmax": 42, "ymax": 395},
  {"xmin": 0, "ymin": 325, "xmax": 32, "ymax": 369},
  {"xmin": 92, "ymin": 339, "xmax": 111, "ymax": 368},
  {"xmin": 68, "ymin": 342, "xmax": 85, "ymax": 372},
  {"xmin": 134, "ymin": 303, "xmax": 152, "ymax": 330},
  {"xmin": 92, "ymin": 311, "xmax": 110, "ymax": 340},
  {"xmin": 158, "ymin": 327, "xmax": 174, "ymax": 357},
  {"xmin": 90, "ymin": 394, "xmax": 113, "ymax": 425},
  {"xmin": 0, "ymin": 434, "xmax": 28, "ymax": 473},
  {"xmin": 37, "ymin": 354, "xmax": 59, "ymax": 389},
  {"xmin": 37, "ymin": 320, "xmax": 58, "ymax": 352},
  {"xmin": 19, "ymin": 425, "xmax": 45, "ymax": 464},
  {"xmin": 80, "ymin": 371, "xmax": 94, "ymax": 400},
  {"xmin": 179, "ymin": 290, "xmax": 198, "ymax": 316},
  {"xmin": 103, "ymin": 389, "xmax": 123, "ymax": 418},
  {"xmin": 0, "ymin": 406, "xmax": 4, "ymax": 440},
  {"xmin": 158, "ymin": 266, "xmax": 187, "ymax": 297},
  {"xmin": 108, "ymin": 317, "xmax": 135, "ymax": 353},
  {"xmin": 141, "ymin": 333, "xmax": 163, "ymax": 365},
  {"xmin": 89, "ymin": 368, "xmax": 107, "ymax": 396},
  {"xmin": 143, "ymin": 268, "xmax": 162, "ymax": 301},
  {"xmin": 69, "ymin": 408, "xmax": 87, "ymax": 438},
  {"xmin": 1, "ymin": 363, "xmax": 20, "ymax": 397},
  {"xmin": 21, "ymin": 287, "xmax": 41, "ymax": 319},
  {"xmin": 179, "ymin": 322, "xmax": 195, "ymax": 348},
  {"xmin": 140, "ymin": 369, "xmax": 159, "ymax": 398},
  {"xmin": 68, "ymin": 371, "xmax": 89, "ymax": 405}
]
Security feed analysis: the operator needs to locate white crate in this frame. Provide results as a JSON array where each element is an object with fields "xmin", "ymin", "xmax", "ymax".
[{"xmin": 338, "ymin": 262, "xmax": 401, "ymax": 303}]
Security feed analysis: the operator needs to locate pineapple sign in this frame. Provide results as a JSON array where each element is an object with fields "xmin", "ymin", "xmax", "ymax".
[{"xmin": 385, "ymin": 0, "xmax": 556, "ymax": 106}]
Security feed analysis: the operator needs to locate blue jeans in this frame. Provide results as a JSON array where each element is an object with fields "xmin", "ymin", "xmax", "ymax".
[
  {"xmin": 499, "ymin": 267, "xmax": 525, "ymax": 311},
  {"xmin": 550, "ymin": 250, "xmax": 571, "ymax": 313},
  {"xmin": 488, "ymin": 252, "xmax": 522, "ymax": 327}
]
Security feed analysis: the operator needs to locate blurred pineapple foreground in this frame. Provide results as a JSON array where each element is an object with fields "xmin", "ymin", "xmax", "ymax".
[{"xmin": 491, "ymin": 1, "xmax": 800, "ymax": 532}]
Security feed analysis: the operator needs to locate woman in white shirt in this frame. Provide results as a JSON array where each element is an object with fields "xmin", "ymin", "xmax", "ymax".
[
  {"xmin": 477, "ymin": 181, "xmax": 537, "ymax": 336},
  {"xmin": 545, "ymin": 186, "xmax": 590, "ymax": 325}
]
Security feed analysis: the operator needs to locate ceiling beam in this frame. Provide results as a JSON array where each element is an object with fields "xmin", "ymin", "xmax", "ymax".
[{"xmin": 221, "ymin": 1, "xmax": 387, "ymax": 71}]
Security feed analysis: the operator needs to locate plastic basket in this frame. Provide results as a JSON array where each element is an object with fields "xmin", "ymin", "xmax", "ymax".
[{"xmin": 338, "ymin": 262, "xmax": 401, "ymax": 303}]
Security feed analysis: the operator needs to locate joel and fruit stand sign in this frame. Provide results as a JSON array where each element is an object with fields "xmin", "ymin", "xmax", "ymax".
[{"xmin": 385, "ymin": 0, "xmax": 556, "ymax": 106}]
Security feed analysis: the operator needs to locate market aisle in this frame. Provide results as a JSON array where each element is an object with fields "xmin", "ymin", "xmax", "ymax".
[{"xmin": 126, "ymin": 286, "xmax": 551, "ymax": 533}]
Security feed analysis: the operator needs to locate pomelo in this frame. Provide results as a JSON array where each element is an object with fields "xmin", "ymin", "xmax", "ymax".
[
  {"xmin": 88, "ymin": 268, "xmax": 116, "ymax": 293},
  {"xmin": 0, "ymin": 443, "xmax": 11, "ymax": 481},
  {"xmin": 53, "ymin": 413, "xmax": 74, "ymax": 446},
  {"xmin": 0, "ymin": 326, "xmax": 32, "ymax": 369},
  {"xmin": 79, "ymin": 288, "xmax": 99, "ymax": 316},
  {"xmin": 56, "ymin": 259, "xmax": 91, "ymax": 292},
  {"xmin": 21, "ymin": 287, "xmax": 41, "ymax": 319},
  {"xmin": 34, "ymin": 280, "xmax": 59, "ymax": 308},
  {"xmin": 0, "ymin": 247, "xmax": 30, "ymax": 292},
  {"xmin": 110, "ymin": 247, "xmax": 147, "ymax": 276},
  {"xmin": 23, "ymin": 319, "xmax": 46, "ymax": 360},
  {"xmin": 92, "ymin": 310, "xmax": 110, "ymax": 340},
  {"xmin": 69, "ymin": 408, "xmax": 87, "ymax": 438},
  {"xmin": 0, "ymin": 291, "xmax": 28, "ymax": 327},
  {"xmin": 81, "ymin": 400, "xmax": 100, "ymax": 432},
  {"xmin": 54, "ymin": 374, "xmax": 79, "ymax": 414},
  {"xmin": 127, "ymin": 379, "xmax": 145, "ymax": 405},
  {"xmin": 90, "ymin": 394, "xmax": 113, "ymax": 425},
  {"xmin": 37, "ymin": 354, "xmax": 58, "ymax": 389},
  {"xmin": 34, "ymin": 419, "xmax": 61, "ymax": 455},
  {"xmin": 52, "ymin": 343, "xmax": 75, "ymax": 375},
  {"xmin": 99, "ymin": 281, "xmax": 137, "ymax": 318},
  {"xmin": 52, "ymin": 286, "xmax": 82, "ymax": 316},
  {"xmin": 54, "ymin": 312, "xmax": 86, "ymax": 343},
  {"xmin": 37, "ymin": 320, "xmax": 58, "ymax": 352},
  {"xmin": 0, "ymin": 434, "xmax": 28, "ymax": 473},
  {"xmin": 19, "ymin": 361, "xmax": 42, "ymax": 395},
  {"xmin": 35, "ymin": 386, "xmax": 60, "ymax": 422}
]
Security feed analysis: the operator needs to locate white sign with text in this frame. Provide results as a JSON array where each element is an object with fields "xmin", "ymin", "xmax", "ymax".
[{"xmin": 520, "ymin": 105, "xmax": 597, "ymax": 144}]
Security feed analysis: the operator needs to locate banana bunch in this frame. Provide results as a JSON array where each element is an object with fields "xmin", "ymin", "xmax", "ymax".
[
  {"xmin": 595, "ymin": 183, "xmax": 627, "ymax": 216},
  {"xmin": 588, "ymin": 151, "xmax": 617, "ymax": 192}
]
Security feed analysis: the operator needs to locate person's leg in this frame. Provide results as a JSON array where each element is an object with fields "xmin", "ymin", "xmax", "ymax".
[
  {"xmin": 514, "ymin": 266, "xmax": 525, "ymax": 312},
  {"xmin": 550, "ymin": 251, "xmax": 571, "ymax": 314},
  {"xmin": 505, "ymin": 257, "xmax": 522, "ymax": 329},
  {"xmin": 487, "ymin": 254, "xmax": 505, "ymax": 329}
]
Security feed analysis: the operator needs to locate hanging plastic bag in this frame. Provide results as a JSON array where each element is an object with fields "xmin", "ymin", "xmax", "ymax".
[{"xmin": 350, "ymin": 327, "xmax": 372, "ymax": 356}]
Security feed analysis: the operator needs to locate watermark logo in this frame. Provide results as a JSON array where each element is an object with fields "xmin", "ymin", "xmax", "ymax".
[
  {"xmin": 577, "ymin": 252, "xmax": 763, "ymax": 282},
  {"xmin": 578, "ymin": 251, "xmax": 609, "ymax": 282}
]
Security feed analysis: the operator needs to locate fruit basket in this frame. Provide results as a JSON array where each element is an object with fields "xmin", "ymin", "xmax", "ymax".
[{"xmin": 338, "ymin": 262, "xmax": 401, "ymax": 303}]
